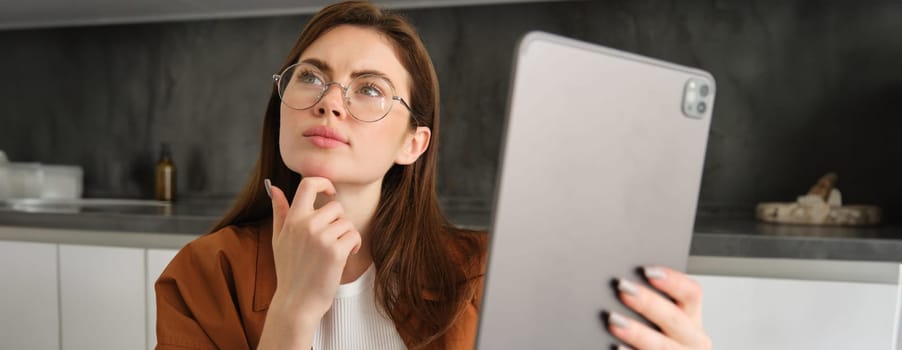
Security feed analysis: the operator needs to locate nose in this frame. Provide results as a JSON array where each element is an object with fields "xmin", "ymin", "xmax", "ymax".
[{"xmin": 316, "ymin": 83, "xmax": 346, "ymax": 119}]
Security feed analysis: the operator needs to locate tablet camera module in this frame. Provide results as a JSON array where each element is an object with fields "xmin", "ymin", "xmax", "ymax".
[{"xmin": 682, "ymin": 78, "xmax": 712, "ymax": 119}]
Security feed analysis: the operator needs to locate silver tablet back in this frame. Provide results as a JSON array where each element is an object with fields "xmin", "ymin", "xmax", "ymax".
[{"xmin": 476, "ymin": 31, "xmax": 715, "ymax": 349}]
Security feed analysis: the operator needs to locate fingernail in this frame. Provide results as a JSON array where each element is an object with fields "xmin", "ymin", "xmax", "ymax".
[
  {"xmin": 264, "ymin": 178, "xmax": 272, "ymax": 199},
  {"xmin": 613, "ymin": 344, "xmax": 634, "ymax": 350},
  {"xmin": 616, "ymin": 278, "xmax": 639, "ymax": 296},
  {"xmin": 643, "ymin": 266, "xmax": 666, "ymax": 280},
  {"xmin": 608, "ymin": 311, "xmax": 629, "ymax": 329}
]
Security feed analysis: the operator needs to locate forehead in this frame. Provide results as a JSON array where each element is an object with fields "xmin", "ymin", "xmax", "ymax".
[{"xmin": 299, "ymin": 25, "xmax": 411, "ymax": 93}]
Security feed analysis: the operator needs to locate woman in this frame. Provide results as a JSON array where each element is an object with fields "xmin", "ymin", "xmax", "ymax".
[{"xmin": 155, "ymin": 1, "xmax": 712, "ymax": 349}]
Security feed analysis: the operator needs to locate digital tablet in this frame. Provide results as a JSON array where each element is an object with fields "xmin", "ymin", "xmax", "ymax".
[{"xmin": 476, "ymin": 31, "xmax": 715, "ymax": 348}]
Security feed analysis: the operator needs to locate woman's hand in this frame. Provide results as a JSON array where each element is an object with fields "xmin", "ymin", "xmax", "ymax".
[
  {"xmin": 265, "ymin": 177, "xmax": 362, "ymax": 328},
  {"xmin": 606, "ymin": 266, "xmax": 712, "ymax": 350}
]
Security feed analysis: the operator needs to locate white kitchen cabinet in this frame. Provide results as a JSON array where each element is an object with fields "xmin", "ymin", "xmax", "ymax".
[
  {"xmin": 146, "ymin": 248, "xmax": 179, "ymax": 350},
  {"xmin": 5, "ymin": 223, "xmax": 902, "ymax": 350},
  {"xmin": 0, "ymin": 240, "xmax": 59, "ymax": 350},
  {"xmin": 692, "ymin": 270, "xmax": 901, "ymax": 349},
  {"xmin": 60, "ymin": 244, "xmax": 146, "ymax": 350}
]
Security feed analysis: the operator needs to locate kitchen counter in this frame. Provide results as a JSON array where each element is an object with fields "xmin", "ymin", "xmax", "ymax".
[
  {"xmin": 691, "ymin": 216, "xmax": 902, "ymax": 262},
  {"xmin": 0, "ymin": 197, "xmax": 231, "ymax": 234},
  {"xmin": 1, "ymin": 200, "xmax": 901, "ymax": 262}
]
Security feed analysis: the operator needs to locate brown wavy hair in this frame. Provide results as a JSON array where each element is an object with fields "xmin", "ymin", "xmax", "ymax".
[{"xmin": 210, "ymin": 1, "xmax": 484, "ymax": 348}]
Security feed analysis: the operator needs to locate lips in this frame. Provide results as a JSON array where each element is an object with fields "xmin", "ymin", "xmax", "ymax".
[{"xmin": 302, "ymin": 125, "xmax": 348, "ymax": 148}]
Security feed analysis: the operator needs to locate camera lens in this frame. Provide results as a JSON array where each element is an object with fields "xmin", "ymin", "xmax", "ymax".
[
  {"xmin": 697, "ymin": 102, "xmax": 707, "ymax": 113},
  {"xmin": 699, "ymin": 85, "xmax": 709, "ymax": 97}
]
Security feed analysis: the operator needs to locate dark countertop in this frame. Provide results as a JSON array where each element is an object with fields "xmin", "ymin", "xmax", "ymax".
[
  {"xmin": 2, "ymin": 200, "xmax": 901, "ymax": 262},
  {"xmin": 691, "ymin": 216, "xmax": 902, "ymax": 262},
  {"xmin": 0, "ymin": 198, "xmax": 231, "ymax": 234}
]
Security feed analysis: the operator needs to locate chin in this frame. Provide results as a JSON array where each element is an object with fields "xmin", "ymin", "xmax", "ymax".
[{"xmin": 290, "ymin": 159, "xmax": 341, "ymax": 180}]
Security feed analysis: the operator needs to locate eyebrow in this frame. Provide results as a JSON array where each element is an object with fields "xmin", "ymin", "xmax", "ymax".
[{"xmin": 300, "ymin": 58, "xmax": 394, "ymax": 82}]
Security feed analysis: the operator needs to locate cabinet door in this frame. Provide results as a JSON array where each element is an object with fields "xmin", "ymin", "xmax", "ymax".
[
  {"xmin": 693, "ymin": 274, "xmax": 900, "ymax": 350},
  {"xmin": 146, "ymin": 249, "xmax": 179, "ymax": 350},
  {"xmin": 0, "ymin": 241, "xmax": 59, "ymax": 350},
  {"xmin": 60, "ymin": 244, "xmax": 145, "ymax": 350}
]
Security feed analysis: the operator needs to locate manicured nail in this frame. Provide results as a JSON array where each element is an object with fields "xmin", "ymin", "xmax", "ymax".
[
  {"xmin": 264, "ymin": 178, "xmax": 272, "ymax": 199},
  {"xmin": 643, "ymin": 266, "xmax": 666, "ymax": 280},
  {"xmin": 608, "ymin": 311, "xmax": 629, "ymax": 329},
  {"xmin": 616, "ymin": 278, "xmax": 639, "ymax": 296}
]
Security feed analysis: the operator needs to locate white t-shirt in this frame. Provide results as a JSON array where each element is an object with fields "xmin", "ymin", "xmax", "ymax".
[{"xmin": 312, "ymin": 264, "xmax": 408, "ymax": 350}]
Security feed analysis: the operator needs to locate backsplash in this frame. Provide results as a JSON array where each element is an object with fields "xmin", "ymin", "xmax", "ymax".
[{"xmin": 0, "ymin": 0, "xmax": 900, "ymax": 222}]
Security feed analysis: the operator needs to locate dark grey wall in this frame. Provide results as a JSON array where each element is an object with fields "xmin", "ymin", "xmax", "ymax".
[{"xmin": 1, "ymin": 0, "xmax": 900, "ymax": 221}]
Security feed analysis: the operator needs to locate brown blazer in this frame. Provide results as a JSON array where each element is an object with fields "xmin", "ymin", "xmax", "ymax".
[{"xmin": 155, "ymin": 223, "xmax": 487, "ymax": 350}]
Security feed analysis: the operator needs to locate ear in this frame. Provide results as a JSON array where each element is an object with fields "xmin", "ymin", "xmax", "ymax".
[{"xmin": 395, "ymin": 126, "xmax": 431, "ymax": 165}]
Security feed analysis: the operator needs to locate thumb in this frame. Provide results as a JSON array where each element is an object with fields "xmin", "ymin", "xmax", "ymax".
[{"xmin": 265, "ymin": 179, "xmax": 289, "ymax": 241}]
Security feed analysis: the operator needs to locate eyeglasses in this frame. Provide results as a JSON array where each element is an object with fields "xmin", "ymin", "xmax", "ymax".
[{"xmin": 272, "ymin": 62, "xmax": 416, "ymax": 123}]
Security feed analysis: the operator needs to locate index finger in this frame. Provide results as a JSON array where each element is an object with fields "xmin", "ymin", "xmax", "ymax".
[
  {"xmin": 642, "ymin": 266, "xmax": 703, "ymax": 323},
  {"xmin": 291, "ymin": 177, "xmax": 337, "ymax": 214}
]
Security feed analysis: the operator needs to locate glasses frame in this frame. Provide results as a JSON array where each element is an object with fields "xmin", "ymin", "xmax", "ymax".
[{"xmin": 272, "ymin": 63, "xmax": 418, "ymax": 124}]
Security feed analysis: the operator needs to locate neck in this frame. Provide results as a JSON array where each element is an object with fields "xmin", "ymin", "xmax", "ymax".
[{"xmin": 313, "ymin": 179, "xmax": 380, "ymax": 284}]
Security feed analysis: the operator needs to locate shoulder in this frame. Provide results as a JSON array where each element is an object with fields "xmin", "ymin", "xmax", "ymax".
[
  {"xmin": 440, "ymin": 226, "xmax": 489, "ymax": 312},
  {"xmin": 184, "ymin": 224, "xmax": 264, "ymax": 255},
  {"xmin": 164, "ymin": 222, "xmax": 270, "ymax": 280},
  {"xmin": 155, "ymin": 222, "xmax": 272, "ymax": 348},
  {"xmin": 442, "ymin": 226, "xmax": 489, "ymax": 278},
  {"xmin": 436, "ymin": 228, "xmax": 489, "ymax": 348}
]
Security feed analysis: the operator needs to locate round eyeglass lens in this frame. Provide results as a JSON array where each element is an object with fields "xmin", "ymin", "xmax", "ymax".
[
  {"xmin": 276, "ymin": 63, "xmax": 398, "ymax": 122},
  {"xmin": 345, "ymin": 75, "xmax": 394, "ymax": 122}
]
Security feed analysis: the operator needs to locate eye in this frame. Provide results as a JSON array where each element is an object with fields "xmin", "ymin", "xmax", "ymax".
[
  {"xmin": 296, "ymin": 70, "xmax": 324, "ymax": 86},
  {"xmin": 357, "ymin": 83, "xmax": 384, "ymax": 98}
]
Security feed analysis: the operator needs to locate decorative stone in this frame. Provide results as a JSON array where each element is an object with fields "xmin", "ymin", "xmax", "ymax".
[
  {"xmin": 827, "ymin": 188, "xmax": 842, "ymax": 207},
  {"xmin": 756, "ymin": 173, "xmax": 881, "ymax": 226},
  {"xmin": 807, "ymin": 172, "xmax": 838, "ymax": 200},
  {"xmin": 756, "ymin": 202, "xmax": 882, "ymax": 226}
]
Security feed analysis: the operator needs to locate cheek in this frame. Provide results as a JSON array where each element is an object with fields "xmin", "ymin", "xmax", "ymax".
[
  {"xmin": 277, "ymin": 114, "xmax": 289, "ymax": 152},
  {"xmin": 278, "ymin": 108, "xmax": 302, "ymax": 147},
  {"xmin": 354, "ymin": 121, "xmax": 409, "ymax": 162},
  {"xmin": 381, "ymin": 118, "xmax": 412, "ymax": 151}
]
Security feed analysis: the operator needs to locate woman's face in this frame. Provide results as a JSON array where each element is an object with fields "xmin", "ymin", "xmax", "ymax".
[{"xmin": 279, "ymin": 25, "xmax": 429, "ymax": 185}]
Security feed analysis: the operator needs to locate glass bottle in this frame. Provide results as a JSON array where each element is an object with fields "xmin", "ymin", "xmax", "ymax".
[{"xmin": 155, "ymin": 143, "xmax": 176, "ymax": 201}]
